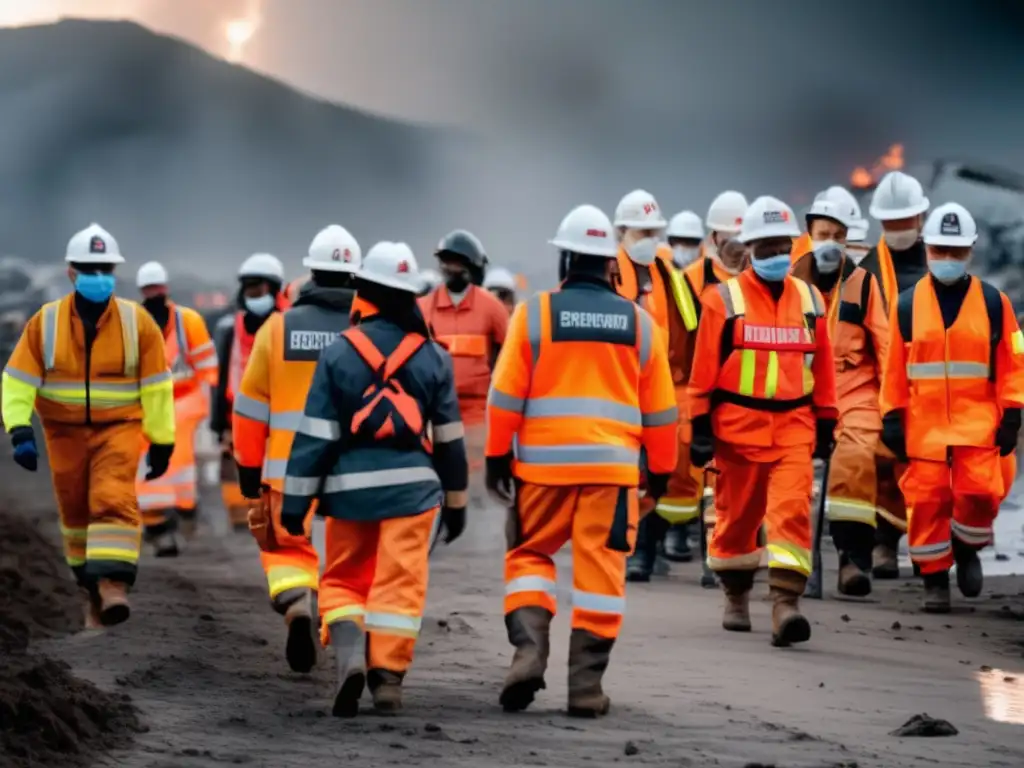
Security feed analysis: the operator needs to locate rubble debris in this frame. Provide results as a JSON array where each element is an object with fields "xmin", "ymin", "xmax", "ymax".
[{"xmin": 889, "ymin": 714, "xmax": 958, "ymax": 737}]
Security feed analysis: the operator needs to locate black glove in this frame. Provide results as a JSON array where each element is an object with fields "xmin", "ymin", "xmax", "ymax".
[
  {"xmin": 813, "ymin": 417, "xmax": 838, "ymax": 460},
  {"xmin": 996, "ymin": 408, "xmax": 1021, "ymax": 457},
  {"xmin": 237, "ymin": 465, "xmax": 263, "ymax": 500},
  {"xmin": 440, "ymin": 505, "xmax": 466, "ymax": 544},
  {"xmin": 10, "ymin": 426, "xmax": 38, "ymax": 472},
  {"xmin": 646, "ymin": 472, "xmax": 670, "ymax": 501},
  {"xmin": 485, "ymin": 453, "xmax": 515, "ymax": 506},
  {"xmin": 881, "ymin": 410, "xmax": 907, "ymax": 461},
  {"xmin": 145, "ymin": 443, "xmax": 174, "ymax": 480},
  {"xmin": 689, "ymin": 413, "xmax": 715, "ymax": 468},
  {"xmin": 281, "ymin": 508, "xmax": 307, "ymax": 537}
]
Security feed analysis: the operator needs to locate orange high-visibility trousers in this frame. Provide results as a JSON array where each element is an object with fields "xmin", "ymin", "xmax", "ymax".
[
  {"xmin": 709, "ymin": 441, "xmax": 814, "ymax": 575},
  {"xmin": 505, "ymin": 483, "xmax": 638, "ymax": 640},
  {"xmin": 901, "ymin": 446, "xmax": 1002, "ymax": 575},
  {"xmin": 43, "ymin": 420, "xmax": 144, "ymax": 587},
  {"xmin": 319, "ymin": 508, "xmax": 438, "ymax": 674},
  {"xmin": 825, "ymin": 421, "xmax": 879, "ymax": 558},
  {"xmin": 219, "ymin": 428, "xmax": 249, "ymax": 526},
  {"xmin": 260, "ymin": 490, "xmax": 319, "ymax": 609}
]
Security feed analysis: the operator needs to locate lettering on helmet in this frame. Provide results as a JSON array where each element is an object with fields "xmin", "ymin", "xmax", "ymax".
[
  {"xmin": 396, "ymin": 260, "xmax": 409, "ymax": 273},
  {"xmin": 740, "ymin": 323, "xmax": 815, "ymax": 351},
  {"xmin": 558, "ymin": 310, "xmax": 629, "ymax": 331},
  {"xmin": 642, "ymin": 202, "xmax": 658, "ymax": 215},
  {"xmin": 585, "ymin": 228, "xmax": 607, "ymax": 238},
  {"xmin": 762, "ymin": 210, "xmax": 790, "ymax": 225},
  {"xmin": 89, "ymin": 236, "xmax": 106, "ymax": 253},
  {"xmin": 939, "ymin": 213, "xmax": 961, "ymax": 236}
]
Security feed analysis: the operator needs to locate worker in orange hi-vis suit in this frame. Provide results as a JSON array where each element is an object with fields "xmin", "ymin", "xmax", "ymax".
[
  {"xmin": 790, "ymin": 198, "xmax": 890, "ymax": 597},
  {"xmin": 233, "ymin": 225, "xmax": 361, "ymax": 674},
  {"xmin": 134, "ymin": 261, "xmax": 218, "ymax": 555},
  {"xmin": 879, "ymin": 202, "xmax": 1024, "ymax": 614},
  {"xmin": 610, "ymin": 190, "xmax": 698, "ymax": 581},
  {"xmin": 418, "ymin": 230, "xmax": 508, "ymax": 498},
  {"xmin": 2, "ymin": 224, "xmax": 175, "ymax": 629},
  {"xmin": 486, "ymin": 204, "xmax": 678, "ymax": 718},
  {"xmin": 689, "ymin": 196, "xmax": 838, "ymax": 648},
  {"xmin": 210, "ymin": 253, "xmax": 288, "ymax": 530},
  {"xmin": 483, "ymin": 265, "xmax": 518, "ymax": 315}
]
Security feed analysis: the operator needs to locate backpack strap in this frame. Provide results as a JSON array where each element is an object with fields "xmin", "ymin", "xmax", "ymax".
[
  {"xmin": 896, "ymin": 286, "xmax": 914, "ymax": 345},
  {"xmin": 980, "ymin": 279, "xmax": 1003, "ymax": 382}
]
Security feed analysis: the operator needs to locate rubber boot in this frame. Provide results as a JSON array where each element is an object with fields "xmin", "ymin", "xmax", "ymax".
[
  {"xmin": 567, "ymin": 629, "xmax": 613, "ymax": 718},
  {"xmin": 96, "ymin": 579, "xmax": 130, "ymax": 626},
  {"xmin": 837, "ymin": 552, "xmax": 872, "ymax": 597},
  {"xmin": 626, "ymin": 517, "xmax": 655, "ymax": 583},
  {"xmin": 500, "ymin": 606, "xmax": 552, "ymax": 712},
  {"xmin": 921, "ymin": 570, "xmax": 952, "ymax": 614},
  {"xmin": 768, "ymin": 569, "xmax": 811, "ymax": 648},
  {"xmin": 871, "ymin": 518, "xmax": 902, "ymax": 579},
  {"xmin": 663, "ymin": 523, "xmax": 694, "ymax": 563},
  {"xmin": 953, "ymin": 539, "xmax": 983, "ymax": 598},
  {"xmin": 329, "ymin": 620, "xmax": 366, "ymax": 718},
  {"xmin": 718, "ymin": 570, "xmax": 754, "ymax": 632},
  {"xmin": 280, "ymin": 589, "xmax": 317, "ymax": 674},
  {"xmin": 80, "ymin": 587, "xmax": 102, "ymax": 631},
  {"xmin": 368, "ymin": 669, "xmax": 404, "ymax": 715}
]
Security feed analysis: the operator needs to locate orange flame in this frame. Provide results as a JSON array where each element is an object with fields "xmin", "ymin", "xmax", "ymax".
[{"xmin": 850, "ymin": 143, "xmax": 905, "ymax": 189}]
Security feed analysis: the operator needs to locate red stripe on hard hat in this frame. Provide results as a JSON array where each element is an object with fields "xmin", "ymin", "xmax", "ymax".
[{"xmin": 586, "ymin": 228, "xmax": 607, "ymax": 237}]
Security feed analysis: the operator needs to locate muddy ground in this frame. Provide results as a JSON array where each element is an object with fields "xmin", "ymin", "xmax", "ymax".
[{"xmin": 3, "ymin": 442, "xmax": 1024, "ymax": 768}]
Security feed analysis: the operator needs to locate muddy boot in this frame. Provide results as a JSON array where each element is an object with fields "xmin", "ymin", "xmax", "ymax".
[
  {"xmin": 921, "ymin": 570, "xmax": 952, "ymax": 614},
  {"xmin": 280, "ymin": 589, "xmax": 317, "ymax": 674},
  {"xmin": 80, "ymin": 587, "xmax": 103, "ymax": 630},
  {"xmin": 663, "ymin": 523, "xmax": 694, "ymax": 563},
  {"xmin": 953, "ymin": 539, "xmax": 983, "ymax": 598},
  {"xmin": 500, "ymin": 606, "xmax": 552, "ymax": 712},
  {"xmin": 837, "ymin": 552, "xmax": 872, "ymax": 597},
  {"xmin": 718, "ymin": 570, "xmax": 754, "ymax": 632},
  {"xmin": 152, "ymin": 531, "xmax": 179, "ymax": 558},
  {"xmin": 329, "ymin": 620, "xmax": 366, "ymax": 718},
  {"xmin": 872, "ymin": 519, "xmax": 902, "ymax": 579},
  {"xmin": 368, "ymin": 669, "xmax": 404, "ymax": 715},
  {"xmin": 96, "ymin": 579, "xmax": 131, "ymax": 626},
  {"xmin": 177, "ymin": 507, "xmax": 198, "ymax": 540},
  {"xmin": 567, "ymin": 629, "xmax": 613, "ymax": 718},
  {"xmin": 769, "ymin": 570, "xmax": 811, "ymax": 648}
]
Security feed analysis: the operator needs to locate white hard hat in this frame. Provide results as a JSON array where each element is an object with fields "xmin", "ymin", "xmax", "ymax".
[
  {"xmin": 136, "ymin": 260, "xmax": 169, "ymax": 288},
  {"xmin": 549, "ymin": 204, "xmax": 618, "ymax": 258},
  {"xmin": 922, "ymin": 202, "xmax": 978, "ymax": 247},
  {"xmin": 868, "ymin": 171, "xmax": 930, "ymax": 221},
  {"xmin": 483, "ymin": 266, "xmax": 516, "ymax": 292},
  {"xmin": 805, "ymin": 198, "xmax": 857, "ymax": 230},
  {"xmin": 358, "ymin": 241, "xmax": 423, "ymax": 293},
  {"xmin": 738, "ymin": 196, "xmax": 801, "ymax": 244},
  {"xmin": 613, "ymin": 189, "xmax": 667, "ymax": 229},
  {"xmin": 238, "ymin": 253, "xmax": 285, "ymax": 282},
  {"xmin": 303, "ymin": 224, "xmax": 361, "ymax": 273},
  {"xmin": 705, "ymin": 191, "xmax": 749, "ymax": 234},
  {"xmin": 815, "ymin": 186, "xmax": 867, "ymax": 230},
  {"xmin": 666, "ymin": 210, "xmax": 705, "ymax": 240},
  {"xmin": 420, "ymin": 268, "xmax": 442, "ymax": 289},
  {"xmin": 65, "ymin": 223, "xmax": 124, "ymax": 264}
]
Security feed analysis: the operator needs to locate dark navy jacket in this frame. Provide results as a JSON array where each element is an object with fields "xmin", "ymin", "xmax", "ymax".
[{"xmin": 281, "ymin": 315, "xmax": 468, "ymax": 522}]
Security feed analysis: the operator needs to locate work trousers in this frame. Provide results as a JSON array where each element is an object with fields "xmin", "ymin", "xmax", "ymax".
[
  {"xmin": 826, "ymin": 417, "xmax": 879, "ymax": 562},
  {"xmin": 505, "ymin": 483, "xmax": 638, "ymax": 640},
  {"xmin": 319, "ymin": 508, "xmax": 437, "ymax": 674},
  {"xmin": 43, "ymin": 420, "xmax": 143, "ymax": 587},
  {"xmin": 655, "ymin": 402, "xmax": 703, "ymax": 525},
  {"xmin": 709, "ymin": 440, "xmax": 814, "ymax": 576},
  {"xmin": 901, "ymin": 446, "xmax": 1002, "ymax": 575},
  {"xmin": 460, "ymin": 396, "xmax": 486, "ymax": 508},
  {"xmin": 220, "ymin": 427, "xmax": 249, "ymax": 527},
  {"xmin": 260, "ymin": 489, "xmax": 319, "ymax": 611},
  {"xmin": 875, "ymin": 445, "xmax": 908, "ymax": 548}
]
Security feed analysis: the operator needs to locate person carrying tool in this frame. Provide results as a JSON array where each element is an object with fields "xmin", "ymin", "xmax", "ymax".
[
  {"xmin": 483, "ymin": 266, "xmax": 518, "ymax": 315},
  {"xmin": 280, "ymin": 241, "xmax": 468, "ymax": 717},
  {"xmin": 790, "ymin": 199, "xmax": 890, "ymax": 596},
  {"xmin": 2, "ymin": 224, "xmax": 175, "ymax": 628},
  {"xmin": 134, "ymin": 261, "xmax": 217, "ymax": 553},
  {"xmin": 210, "ymin": 253, "xmax": 288, "ymax": 529},
  {"xmin": 232, "ymin": 225, "xmax": 361, "ymax": 674},
  {"xmin": 859, "ymin": 171, "xmax": 931, "ymax": 578},
  {"xmin": 880, "ymin": 203, "xmax": 1024, "ymax": 613},
  {"xmin": 666, "ymin": 210, "xmax": 705, "ymax": 269},
  {"xmin": 486, "ymin": 204, "xmax": 678, "ymax": 717},
  {"xmin": 689, "ymin": 196, "xmax": 838, "ymax": 646}
]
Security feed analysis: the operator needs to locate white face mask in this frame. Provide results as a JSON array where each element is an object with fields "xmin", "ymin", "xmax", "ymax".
[
  {"xmin": 884, "ymin": 229, "xmax": 920, "ymax": 251},
  {"xmin": 244, "ymin": 294, "xmax": 275, "ymax": 316},
  {"xmin": 672, "ymin": 245, "xmax": 700, "ymax": 268},
  {"xmin": 811, "ymin": 239, "xmax": 845, "ymax": 274},
  {"xmin": 626, "ymin": 237, "xmax": 657, "ymax": 266}
]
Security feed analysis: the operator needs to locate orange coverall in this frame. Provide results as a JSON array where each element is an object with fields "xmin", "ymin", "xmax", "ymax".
[
  {"xmin": 689, "ymin": 271, "xmax": 838, "ymax": 581},
  {"xmin": 136, "ymin": 303, "xmax": 217, "ymax": 533},
  {"xmin": 880, "ymin": 276, "xmax": 1024, "ymax": 574},
  {"xmin": 1, "ymin": 295, "xmax": 174, "ymax": 588}
]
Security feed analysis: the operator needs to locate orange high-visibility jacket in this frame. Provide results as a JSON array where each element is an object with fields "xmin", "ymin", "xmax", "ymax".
[
  {"xmin": 880, "ymin": 276, "xmax": 1024, "ymax": 462},
  {"xmin": 873, "ymin": 238, "xmax": 899, "ymax": 312},
  {"xmin": 1, "ymin": 294, "xmax": 174, "ymax": 444},
  {"xmin": 683, "ymin": 256, "xmax": 733, "ymax": 303},
  {"xmin": 162, "ymin": 302, "xmax": 218, "ymax": 398},
  {"xmin": 688, "ymin": 270, "xmax": 839, "ymax": 449},
  {"xmin": 486, "ymin": 278, "xmax": 679, "ymax": 486}
]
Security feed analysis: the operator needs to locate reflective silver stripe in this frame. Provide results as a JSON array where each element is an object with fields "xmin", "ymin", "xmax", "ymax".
[
  {"xmin": 951, "ymin": 520, "xmax": 992, "ymax": 545},
  {"xmin": 190, "ymin": 340, "xmax": 215, "ymax": 356},
  {"xmin": 138, "ymin": 493, "xmax": 177, "ymax": 509},
  {"xmin": 505, "ymin": 575, "xmax": 557, "ymax": 595},
  {"xmin": 298, "ymin": 415, "xmax": 341, "ymax": 441},
  {"xmin": 41, "ymin": 380, "xmax": 139, "ymax": 393},
  {"xmin": 285, "ymin": 465, "xmax": 439, "ymax": 496},
  {"xmin": 909, "ymin": 540, "xmax": 951, "ymax": 556},
  {"xmin": 906, "ymin": 361, "xmax": 990, "ymax": 379},
  {"xmin": 365, "ymin": 612, "xmax": 422, "ymax": 633},
  {"xmin": 170, "ymin": 308, "xmax": 193, "ymax": 379},
  {"xmin": 264, "ymin": 458, "xmax": 287, "ymax": 480},
  {"xmin": 140, "ymin": 370, "xmax": 172, "ymax": 388},
  {"xmin": 637, "ymin": 307, "xmax": 653, "ymax": 368},
  {"xmin": 488, "ymin": 388, "xmax": 525, "ymax": 413},
  {"xmin": 527, "ymin": 295, "xmax": 542, "ymax": 365},
  {"xmin": 524, "ymin": 396, "xmax": 640, "ymax": 426},
  {"xmin": 432, "ymin": 421, "xmax": 465, "ymax": 443},
  {"xmin": 233, "ymin": 394, "xmax": 270, "ymax": 423},
  {"xmin": 114, "ymin": 298, "xmax": 140, "ymax": 378},
  {"xmin": 572, "ymin": 589, "xmax": 625, "ymax": 615},
  {"xmin": 640, "ymin": 406, "xmax": 678, "ymax": 427},
  {"xmin": 270, "ymin": 411, "xmax": 304, "ymax": 431},
  {"xmin": 2, "ymin": 366, "xmax": 42, "ymax": 388},
  {"xmin": 516, "ymin": 444, "xmax": 639, "ymax": 466},
  {"xmin": 193, "ymin": 357, "xmax": 218, "ymax": 370},
  {"xmin": 41, "ymin": 301, "xmax": 60, "ymax": 371}
]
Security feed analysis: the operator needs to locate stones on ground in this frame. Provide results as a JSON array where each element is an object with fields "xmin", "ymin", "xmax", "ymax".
[{"xmin": 889, "ymin": 713, "xmax": 958, "ymax": 737}]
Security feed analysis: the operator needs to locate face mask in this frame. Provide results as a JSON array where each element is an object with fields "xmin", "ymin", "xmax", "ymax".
[
  {"xmin": 75, "ymin": 273, "xmax": 116, "ymax": 303},
  {"xmin": 142, "ymin": 295, "xmax": 170, "ymax": 326},
  {"xmin": 626, "ymin": 237, "xmax": 657, "ymax": 266},
  {"xmin": 751, "ymin": 253, "xmax": 791, "ymax": 282},
  {"xmin": 811, "ymin": 240, "xmax": 844, "ymax": 274},
  {"xmin": 244, "ymin": 294, "xmax": 275, "ymax": 316},
  {"xmin": 928, "ymin": 258, "xmax": 968, "ymax": 285},
  {"xmin": 672, "ymin": 245, "xmax": 700, "ymax": 268},
  {"xmin": 884, "ymin": 229, "xmax": 920, "ymax": 251},
  {"xmin": 445, "ymin": 272, "xmax": 469, "ymax": 293}
]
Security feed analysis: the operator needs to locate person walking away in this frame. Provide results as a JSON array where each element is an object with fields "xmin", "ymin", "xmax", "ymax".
[
  {"xmin": 2, "ymin": 224, "xmax": 174, "ymax": 628},
  {"xmin": 790, "ymin": 199, "xmax": 890, "ymax": 596},
  {"xmin": 280, "ymin": 241, "xmax": 468, "ymax": 717},
  {"xmin": 210, "ymin": 253, "xmax": 287, "ymax": 529},
  {"xmin": 233, "ymin": 225, "xmax": 361, "ymax": 673},
  {"xmin": 134, "ymin": 261, "xmax": 218, "ymax": 553},
  {"xmin": 486, "ymin": 204, "xmax": 678, "ymax": 716},
  {"xmin": 483, "ymin": 266, "xmax": 518, "ymax": 315},
  {"xmin": 879, "ymin": 203, "xmax": 1024, "ymax": 613},
  {"xmin": 688, "ymin": 196, "xmax": 838, "ymax": 646}
]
